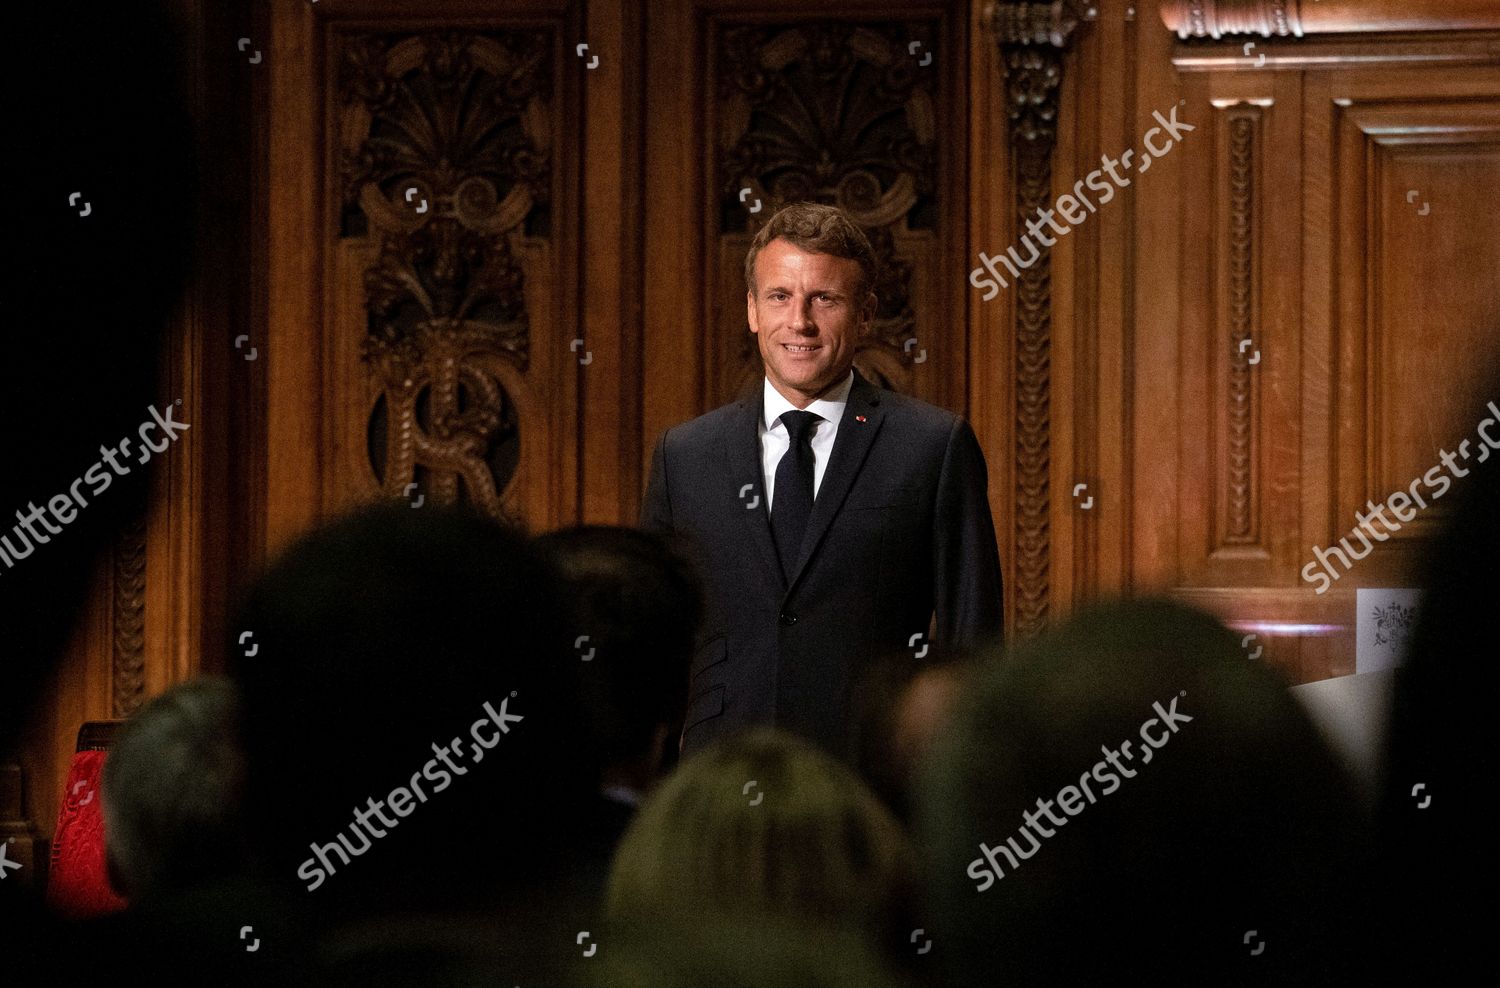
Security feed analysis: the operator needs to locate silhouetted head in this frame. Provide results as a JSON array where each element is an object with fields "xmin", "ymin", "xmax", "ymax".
[
  {"xmin": 853, "ymin": 649, "xmax": 974, "ymax": 821},
  {"xmin": 919, "ymin": 599, "xmax": 1369, "ymax": 986},
  {"xmin": 585, "ymin": 916, "xmax": 907, "ymax": 988},
  {"xmin": 533, "ymin": 525, "xmax": 703, "ymax": 786},
  {"xmin": 607, "ymin": 729, "xmax": 917, "ymax": 966},
  {"xmin": 1380, "ymin": 390, "xmax": 1500, "ymax": 978},
  {"xmin": 230, "ymin": 503, "xmax": 597, "ymax": 917},
  {"xmin": 102, "ymin": 677, "xmax": 246, "ymax": 902}
]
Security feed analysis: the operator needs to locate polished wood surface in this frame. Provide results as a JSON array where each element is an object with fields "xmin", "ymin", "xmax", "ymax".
[{"xmin": 1160, "ymin": 0, "xmax": 1500, "ymax": 37}]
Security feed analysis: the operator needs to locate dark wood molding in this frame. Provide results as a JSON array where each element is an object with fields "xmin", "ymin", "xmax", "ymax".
[
  {"xmin": 111, "ymin": 513, "xmax": 148, "ymax": 718},
  {"xmin": 1173, "ymin": 31, "xmax": 1500, "ymax": 70},
  {"xmin": 336, "ymin": 29, "xmax": 553, "ymax": 520},
  {"xmin": 1161, "ymin": 0, "xmax": 1500, "ymax": 39},
  {"xmin": 1222, "ymin": 110, "xmax": 1259, "ymax": 548},
  {"xmin": 981, "ymin": 0, "xmax": 1094, "ymax": 636}
]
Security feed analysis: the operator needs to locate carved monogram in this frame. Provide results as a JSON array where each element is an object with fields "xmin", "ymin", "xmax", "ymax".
[{"xmin": 337, "ymin": 31, "xmax": 551, "ymax": 516}]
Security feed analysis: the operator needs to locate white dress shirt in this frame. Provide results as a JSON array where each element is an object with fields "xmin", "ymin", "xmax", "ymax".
[{"xmin": 759, "ymin": 370, "xmax": 854, "ymax": 512}]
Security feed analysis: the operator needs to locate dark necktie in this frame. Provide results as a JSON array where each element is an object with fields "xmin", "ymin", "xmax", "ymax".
[{"xmin": 771, "ymin": 409, "xmax": 821, "ymax": 582}]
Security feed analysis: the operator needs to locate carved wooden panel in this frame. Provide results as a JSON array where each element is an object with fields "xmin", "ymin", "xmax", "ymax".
[
  {"xmin": 335, "ymin": 30, "xmax": 553, "ymax": 519},
  {"xmin": 712, "ymin": 19, "xmax": 942, "ymax": 401},
  {"xmin": 1159, "ymin": 40, "xmax": 1499, "ymax": 678},
  {"xmin": 984, "ymin": 0, "xmax": 1095, "ymax": 636},
  {"xmin": 1177, "ymin": 68, "xmax": 1303, "ymax": 597},
  {"xmin": 111, "ymin": 513, "xmax": 147, "ymax": 718},
  {"xmin": 1214, "ymin": 106, "xmax": 1264, "ymax": 552},
  {"xmin": 1161, "ymin": 0, "xmax": 1500, "ymax": 37},
  {"xmin": 1331, "ymin": 96, "xmax": 1500, "ymax": 545}
]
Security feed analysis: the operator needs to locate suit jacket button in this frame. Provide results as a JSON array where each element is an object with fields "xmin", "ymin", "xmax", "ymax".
[{"xmin": 779, "ymin": 611, "xmax": 797, "ymax": 625}]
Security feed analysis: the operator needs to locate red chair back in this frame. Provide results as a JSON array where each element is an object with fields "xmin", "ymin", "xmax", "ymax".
[{"xmin": 45, "ymin": 721, "xmax": 127, "ymax": 918}]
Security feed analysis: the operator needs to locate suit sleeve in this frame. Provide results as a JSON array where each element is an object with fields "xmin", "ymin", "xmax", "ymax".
[
  {"xmin": 932, "ymin": 417, "xmax": 1004, "ymax": 650},
  {"xmin": 641, "ymin": 429, "xmax": 674, "ymax": 533}
]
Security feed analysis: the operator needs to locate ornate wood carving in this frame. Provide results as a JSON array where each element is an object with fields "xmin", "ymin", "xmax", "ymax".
[
  {"xmin": 1161, "ymin": 0, "xmax": 1500, "ymax": 37},
  {"xmin": 1224, "ymin": 112, "xmax": 1258, "ymax": 545},
  {"xmin": 717, "ymin": 21, "xmax": 939, "ymax": 392},
  {"xmin": 1161, "ymin": 0, "xmax": 1302, "ymax": 38},
  {"xmin": 337, "ymin": 31, "xmax": 552, "ymax": 516},
  {"xmin": 982, "ymin": 1, "xmax": 1093, "ymax": 636},
  {"xmin": 111, "ymin": 513, "xmax": 147, "ymax": 718}
]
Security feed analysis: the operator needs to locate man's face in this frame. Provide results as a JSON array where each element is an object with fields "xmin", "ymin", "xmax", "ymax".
[{"xmin": 747, "ymin": 238, "xmax": 873, "ymax": 407}]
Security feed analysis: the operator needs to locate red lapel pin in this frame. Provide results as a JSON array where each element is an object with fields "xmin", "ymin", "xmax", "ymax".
[{"xmin": 855, "ymin": 415, "xmax": 867, "ymax": 423}]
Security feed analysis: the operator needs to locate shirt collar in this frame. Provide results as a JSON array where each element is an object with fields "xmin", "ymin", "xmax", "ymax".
[{"xmin": 762, "ymin": 370, "xmax": 855, "ymax": 432}]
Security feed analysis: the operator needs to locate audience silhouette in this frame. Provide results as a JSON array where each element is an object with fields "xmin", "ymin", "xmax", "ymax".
[
  {"xmin": 227, "ymin": 503, "xmax": 602, "ymax": 982},
  {"xmin": 1379, "ymin": 386, "xmax": 1498, "ymax": 982},
  {"xmin": 534, "ymin": 525, "xmax": 704, "ymax": 865},
  {"xmin": 919, "ymin": 599, "xmax": 1372, "ymax": 986},
  {"xmin": 607, "ymin": 728, "xmax": 922, "ymax": 978}
]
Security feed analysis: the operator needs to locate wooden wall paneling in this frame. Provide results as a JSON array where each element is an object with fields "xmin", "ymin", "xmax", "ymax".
[
  {"xmin": 641, "ymin": 0, "xmax": 706, "ymax": 469},
  {"xmin": 1130, "ymin": 1, "xmax": 1189, "ymax": 594},
  {"xmin": 147, "ymin": 306, "xmax": 203, "ymax": 702},
  {"xmin": 270, "ymin": 2, "xmax": 583, "ymax": 542},
  {"xmin": 1179, "ymin": 68, "xmax": 1304, "ymax": 595},
  {"xmin": 1329, "ymin": 82, "xmax": 1500, "ymax": 581},
  {"xmin": 1160, "ymin": 0, "xmax": 1500, "ymax": 37},
  {"xmin": 1052, "ymin": 25, "xmax": 1087, "ymax": 613},
  {"xmin": 1171, "ymin": 585, "xmax": 1356, "ymax": 679},
  {"xmin": 337, "ymin": 18, "xmax": 577, "ymax": 530},
  {"xmin": 984, "ymin": 0, "xmax": 1097, "ymax": 636},
  {"xmin": 1162, "ymin": 40, "xmax": 1500, "ymax": 678},
  {"xmin": 1316, "ymin": 78, "xmax": 1500, "ymax": 671},
  {"xmin": 1076, "ymin": 2, "xmax": 1143, "ymax": 603},
  {"xmin": 1296, "ymin": 56, "xmax": 1343, "ymax": 664},
  {"xmin": 266, "ymin": 2, "xmax": 325, "ymax": 553},
  {"xmin": 1165, "ymin": 72, "xmax": 1308, "ymax": 676},
  {"xmin": 579, "ymin": 0, "xmax": 646, "ymax": 526},
  {"xmin": 1171, "ymin": 32, "xmax": 1500, "ymax": 72}
]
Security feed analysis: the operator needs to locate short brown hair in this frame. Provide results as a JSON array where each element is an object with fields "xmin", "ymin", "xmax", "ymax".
[{"xmin": 744, "ymin": 203, "xmax": 878, "ymax": 301}]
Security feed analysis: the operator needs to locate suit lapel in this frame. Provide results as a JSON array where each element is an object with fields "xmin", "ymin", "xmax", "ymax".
[
  {"xmin": 786, "ymin": 369, "xmax": 885, "ymax": 594},
  {"xmin": 720, "ymin": 381, "xmax": 787, "ymax": 593}
]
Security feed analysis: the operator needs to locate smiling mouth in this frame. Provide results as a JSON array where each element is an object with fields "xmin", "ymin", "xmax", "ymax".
[{"xmin": 781, "ymin": 343, "xmax": 821, "ymax": 352}]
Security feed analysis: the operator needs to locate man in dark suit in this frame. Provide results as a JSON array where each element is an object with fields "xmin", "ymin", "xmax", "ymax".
[{"xmin": 642, "ymin": 203, "xmax": 1003, "ymax": 757}]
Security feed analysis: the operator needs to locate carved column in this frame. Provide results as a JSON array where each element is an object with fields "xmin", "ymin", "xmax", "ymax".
[
  {"xmin": 111, "ymin": 514, "xmax": 148, "ymax": 717},
  {"xmin": 981, "ymin": 1, "xmax": 1093, "ymax": 636}
]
